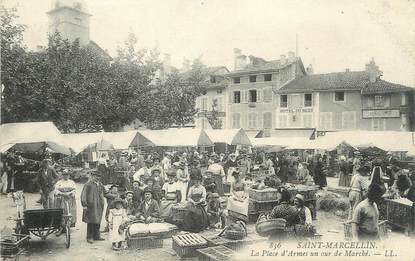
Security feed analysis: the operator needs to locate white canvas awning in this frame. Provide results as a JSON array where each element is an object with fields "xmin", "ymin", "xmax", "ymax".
[
  {"xmin": 251, "ymin": 137, "xmax": 316, "ymax": 150},
  {"xmin": 137, "ymin": 128, "xmax": 213, "ymax": 147},
  {"xmin": 0, "ymin": 122, "xmax": 71, "ymax": 155},
  {"xmin": 205, "ymin": 129, "xmax": 251, "ymax": 146},
  {"xmin": 314, "ymin": 131, "xmax": 415, "ymax": 152}
]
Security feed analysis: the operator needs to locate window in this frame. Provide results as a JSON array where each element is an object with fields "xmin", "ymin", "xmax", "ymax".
[
  {"xmin": 374, "ymin": 95, "xmax": 384, "ymax": 107},
  {"xmin": 342, "ymin": 111, "xmax": 356, "ymax": 130},
  {"xmin": 233, "ymin": 77, "xmax": 240, "ymax": 84},
  {"xmin": 304, "ymin": 93, "xmax": 312, "ymax": 107},
  {"xmin": 366, "ymin": 96, "xmax": 374, "ymax": 108},
  {"xmin": 402, "ymin": 93, "xmax": 407, "ymax": 106},
  {"xmin": 302, "ymin": 114, "xmax": 313, "ymax": 128},
  {"xmin": 249, "ymin": 75, "xmax": 257, "ymax": 83},
  {"xmin": 264, "ymin": 74, "xmax": 272, "ymax": 82},
  {"xmin": 263, "ymin": 112, "xmax": 272, "ymax": 129},
  {"xmin": 263, "ymin": 88, "xmax": 273, "ymax": 103},
  {"xmin": 320, "ymin": 112, "xmax": 332, "ymax": 130},
  {"xmin": 334, "ymin": 91, "xmax": 345, "ymax": 102},
  {"xmin": 401, "ymin": 113, "xmax": 407, "ymax": 131},
  {"xmin": 278, "ymin": 115, "xmax": 288, "ymax": 128},
  {"xmin": 372, "ymin": 118, "xmax": 385, "ymax": 131},
  {"xmin": 233, "ymin": 91, "xmax": 241, "ymax": 103},
  {"xmin": 249, "ymin": 90, "xmax": 257, "ymax": 103},
  {"xmin": 232, "ymin": 113, "xmax": 241, "ymax": 128},
  {"xmin": 248, "ymin": 113, "xmax": 257, "ymax": 129},
  {"xmin": 280, "ymin": 95, "xmax": 288, "ymax": 108}
]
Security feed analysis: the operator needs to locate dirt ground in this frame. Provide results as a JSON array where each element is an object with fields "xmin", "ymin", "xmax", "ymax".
[{"xmin": 1, "ymin": 179, "xmax": 414, "ymax": 261}]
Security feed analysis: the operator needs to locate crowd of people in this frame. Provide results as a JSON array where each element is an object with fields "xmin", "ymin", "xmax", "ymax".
[{"xmin": 1, "ymin": 147, "xmax": 415, "ymax": 250}]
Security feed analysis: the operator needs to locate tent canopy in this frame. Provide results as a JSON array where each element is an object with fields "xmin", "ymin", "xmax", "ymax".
[
  {"xmin": 315, "ymin": 131, "xmax": 415, "ymax": 152},
  {"xmin": 138, "ymin": 128, "xmax": 213, "ymax": 147},
  {"xmin": 251, "ymin": 137, "xmax": 316, "ymax": 150},
  {"xmin": 0, "ymin": 122, "xmax": 70, "ymax": 155},
  {"xmin": 205, "ymin": 129, "xmax": 251, "ymax": 146}
]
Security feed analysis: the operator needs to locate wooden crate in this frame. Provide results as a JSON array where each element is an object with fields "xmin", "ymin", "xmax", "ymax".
[
  {"xmin": 204, "ymin": 234, "xmax": 266, "ymax": 251},
  {"xmin": 197, "ymin": 245, "xmax": 235, "ymax": 261},
  {"xmin": 386, "ymin": 198, "xmax": 415, "ymax": 235},
  {"xmin": 126, "ymin": 236, "xmax": 163, "ymax": 249},
  {"xmin": 249, "ymin": 188, "xmax": 279, "ymax": 202},
  {"xmin": 172, "ymin": 233, "xmax": 208, "ymax": 258}
]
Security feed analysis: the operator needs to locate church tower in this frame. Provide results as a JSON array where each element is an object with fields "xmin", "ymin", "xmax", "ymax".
[{"xmin": 47, "ymin": 0, "xmax": 91, "ymax": 46}]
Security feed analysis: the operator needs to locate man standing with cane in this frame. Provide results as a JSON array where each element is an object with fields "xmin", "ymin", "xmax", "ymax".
[{"xmin": 81, "ymin": 170, "xmax": 105, "ymax": 243}]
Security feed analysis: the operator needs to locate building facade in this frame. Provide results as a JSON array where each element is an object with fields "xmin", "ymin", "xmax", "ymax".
[
  {"xmin": 48, "ymin": 0, "xmax": 91, "ymax": 46},
  {"xmin": 275, "ymin": 59, "xmax": 414, "ymax": 131},
  {"xmin": 225, "ymin": 49, "xmax": 306, "ymax": 136}
]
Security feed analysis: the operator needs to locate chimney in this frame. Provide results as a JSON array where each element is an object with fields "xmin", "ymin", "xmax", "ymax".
[
  {"xmin": 233, "ymin": 48, "xmax": 248, "ymax": 70},
  {"xmin": 365, "ymin": 58, "xmax": 382, "ymax": 83},
  {"xmin": 287, "ymin": 51, "xmax": 295, "ymax": 61},
  {"xmin": 280, "ymin": 54, "xmax": 287, "ymax": 65},
  {"xmin": 306, "ymin": 64, "xmax": 314, "ymax": 74}
]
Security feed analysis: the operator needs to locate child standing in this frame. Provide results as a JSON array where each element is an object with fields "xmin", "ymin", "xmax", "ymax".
[{"xmin": 108, "ymin": 198, "xmax": 128, "ymax": 250}]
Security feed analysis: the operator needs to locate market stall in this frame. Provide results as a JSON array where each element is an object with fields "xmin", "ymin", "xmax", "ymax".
[{"xmin": 205, "ymin": 129, "xmax": 251, "ymax": 153}]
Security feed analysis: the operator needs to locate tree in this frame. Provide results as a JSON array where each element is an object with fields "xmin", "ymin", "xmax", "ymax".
[{"xmin": 206, "ymin": 98, "xmax": 223, "ymax": 129}]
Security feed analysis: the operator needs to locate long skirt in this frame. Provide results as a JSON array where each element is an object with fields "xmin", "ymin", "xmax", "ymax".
[
  {"xmin": 160, "ymin": 199, "xmax": 176, "ymax": 220},
  {"xmin": 348, "ymin": 190, "xmax": 362, "ymax": 220},
  {"xmin": 110, "ymin": 215, "xmax": 126, "ymax": 243},
  {"xmin": 227, "ymin": 192, "xmax": 249, "ymax": 221},
  {"xmin": 177, "ymin": 181, "xmax": 188, "ymax": 203},
  {"xmin": 54, "ymin": 195, "xmax": 77, "ymax": 227},
  {"xmin": 213, "ymin": 175, "xmax": 224, "ymax": 196},
  {"xmin": 183, "ymin": 203, "xmax": 209, "ymax": 233},
  {"xmin": 338, "ymin": 172, "xmax": 351, "ymax": 187}
]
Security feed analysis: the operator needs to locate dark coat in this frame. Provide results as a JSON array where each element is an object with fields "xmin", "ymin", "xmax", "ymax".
[
  {"xmin": 38, "ymin": 166, "xmax": 59, "ymax": 192},
  {"xmin": 137, "ymin": 199, "xmax": 160, "ymax": 219},
  {"xmin": 81, "ymin": 180, "xmax": 105, "ymax": 224}
]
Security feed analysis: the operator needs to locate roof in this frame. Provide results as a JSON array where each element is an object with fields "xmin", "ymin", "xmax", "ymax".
[
  {"xmin": 278, "ymin": 71, "xmax": 413, "ymax": 94},
  {"xmin": 227, "ymin": 57, "xmax": 303, "ymax": 76},
  {"xmin": 0, "ymin": 122, "xmax": 70, "ymax": 154},
  {"xmin": 205, "ymin": 129, "xmax": 251, "ymax": 146},
  {"xmin": 137, "ymin": 128, "xmax": 213, "ymax": 147}
]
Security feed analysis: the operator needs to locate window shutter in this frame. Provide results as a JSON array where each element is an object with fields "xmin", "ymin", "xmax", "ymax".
[
  {"xmin": 257, "ymin": 89, "xmax": 262, "ymax": 103},
  {"xmin": 196, "ymin": 97, "xmax": 200, "ymax": 110},
  {"xmin": 229, "ymin": 92, "xmax": 233, "ymax": 103},
  {"xmin": 257, "ymin": 113, "xmax": 262, "ymax": 129},
  {"xmin": 241, "ymin": 90, "xmax": 248, "ymax": 103}
]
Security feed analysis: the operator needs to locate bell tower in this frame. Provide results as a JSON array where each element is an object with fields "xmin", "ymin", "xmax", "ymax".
[{"xmin": 47, "ymin": 0, "xmax": 91, "ymax": 46}]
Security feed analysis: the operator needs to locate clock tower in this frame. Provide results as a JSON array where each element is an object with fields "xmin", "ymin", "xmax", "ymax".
[{"xmin": 47, "ymin": 0, "xmax": 91, "ymax": 46}]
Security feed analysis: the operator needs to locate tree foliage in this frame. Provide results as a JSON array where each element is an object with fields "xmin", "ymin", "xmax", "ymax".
[{"xmin": 1, "ymin": 7, "xmax": 207, "ymax": 132}]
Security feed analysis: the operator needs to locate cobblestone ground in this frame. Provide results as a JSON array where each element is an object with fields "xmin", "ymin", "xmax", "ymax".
[{"xmin": 0, "ymin": 179, "xmax": 414, "ymax": 261}]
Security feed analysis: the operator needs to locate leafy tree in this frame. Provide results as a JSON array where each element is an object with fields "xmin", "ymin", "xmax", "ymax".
[{"xmin": 206, "ymin": 98, "xmax": 223, "ymax": 129}]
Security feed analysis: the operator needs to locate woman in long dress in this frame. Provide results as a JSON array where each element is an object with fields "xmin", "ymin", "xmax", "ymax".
[
  {"xmin": 183, "ymin": 174, "xmax": 209, "ymax": 232},
  {"xmin": 176, "ymin": 162, "xmax": 188, "ymax": 203},
  {"xmin": 208, "ymin": 156, "xmax": 226, "ymax": 196},
  {"xmin": 54, "ymin": 169, "xmax": 77, "ymax": 234},
  {"xmin": 160, "ymin": 170, "xmax": 181, "ymax": 221},
  {"xmin": 227, "ymin": 170, "xmax": 249, "ymax": 222}
]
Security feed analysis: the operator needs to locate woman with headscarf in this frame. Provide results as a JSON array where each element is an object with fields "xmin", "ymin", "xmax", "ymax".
[
  {"xmin": 183, "ymin": 173, "xmax": 209, "ymax": 232},
  {"xmin": 368, "ymin": 165, "xmax": 387, "ymax": 219},
  {"xmin": 338, "ymin": 155, "xmax": 351, "ymax": 187},
  {"xmin": 227, "ymin": 170, "xmax": 249, "ymax": 222},
  {"xmin": 54, "ymin": 169, "xmax": 77, "ymax": 235}
]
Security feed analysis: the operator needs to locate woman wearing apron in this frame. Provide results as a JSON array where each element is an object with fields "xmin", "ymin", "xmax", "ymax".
[
  {"xmin": 160, "ymin": 170, "xmax": 181, "ymax": 220},
  {"xmin": 227, "ymin": 170, "xmax": 249, "ymax": 223},
  {"xmin": 183, "ymin": 174, "xmax": 209, "ymax": 232}
]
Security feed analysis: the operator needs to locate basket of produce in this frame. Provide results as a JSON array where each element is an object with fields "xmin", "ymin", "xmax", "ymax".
[
  {"xmin": 220, "ymin": 221, "xmax": 247, "ymax": 240},
  {"xmin": 255, "ymin": 214, "xmax": 287, "ymax": 237}
]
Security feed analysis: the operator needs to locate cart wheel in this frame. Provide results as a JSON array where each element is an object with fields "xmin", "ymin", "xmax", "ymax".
[{"xmin": 65, "ymin": 225, "xmax": 71, "ymax": 248}]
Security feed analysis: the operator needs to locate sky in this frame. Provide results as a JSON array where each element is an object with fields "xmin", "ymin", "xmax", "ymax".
[{"xmin": 3, "ymin": 0, "xmax": 415, "ymax": 86}]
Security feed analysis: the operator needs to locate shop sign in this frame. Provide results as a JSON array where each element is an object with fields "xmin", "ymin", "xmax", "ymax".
[
  {"xmin": 279, "ymin": 108, "xmax": 313, "ymax": 113},
  {"xmin": 362, "ymin": 109, "xmax": 400, "ymax": 118}
]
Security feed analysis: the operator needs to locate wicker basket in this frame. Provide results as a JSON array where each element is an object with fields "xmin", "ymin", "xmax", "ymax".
[
  {"xmin": 255, "ymin": 217, "xmax": 287, "ymax": 237},
  {"xmin": 172, "ymin": 233, "xmax": 208, "ymax": 258},
  {"xmin": 126, "ymin": 235, "xmax": 163, "ymax": 249},
  {"xmin": 223, "ymin": 230, "xmax": 245, "ymax": 240},
  {"xmin": 197, "ymin": 245, "xmax": 235, "ymax": 261},
  {"xmin": 249, "ymin": 188, "xmax": 279, "ymax": 202},
  {"xmin": 1, "ymin": 234, "xmax": 29, "ymax": 257},
  {"xmin": 171, "ymin": 204, "xmax": 186, "ymax": 223}
]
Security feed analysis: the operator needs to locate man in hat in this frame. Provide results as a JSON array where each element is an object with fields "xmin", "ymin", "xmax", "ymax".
[
  {"xmin": 294, "ymin": 194, "xmax": 312, "ymax": 225},
  {"xmin": 348, "ymin": 165, "xmax": 370, "ymax": 220},
  {"xmin": 136, "ymin": 187, "xmax": 160, "ymax": 223},
  {"xmin": 81, "ymin": 170, "xmax": 105, "ymax": 243},
  {"xmin": 131, "ymin": 180, "xmax": 143, "ymax": 209},
  {"xmin": 124, "ymin": 190, "xmax": 138, "ymax": 218},
  {"xmin": 133, "ymin": 158, "xmax": 152, "ymax": 184},
  {"xmin": 38, "ymin": 159, "xmax": 59, "ymax": 209}
]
